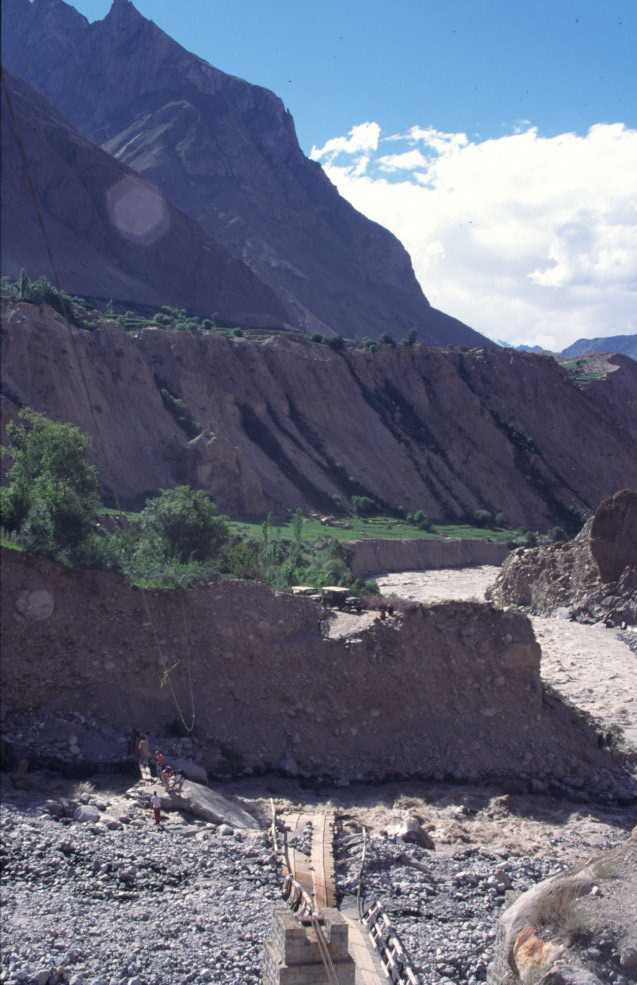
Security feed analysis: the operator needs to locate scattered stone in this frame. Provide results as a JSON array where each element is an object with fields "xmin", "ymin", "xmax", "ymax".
[
  {"xmin": 73, "ymin": 805, "xmax": 100, "ymax": 823},
  {"xmin": 387, "ymin": 814, "xmax": 435, "ymax": 848}
]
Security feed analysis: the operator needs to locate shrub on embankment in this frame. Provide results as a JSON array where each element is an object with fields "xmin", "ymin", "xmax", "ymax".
[{"xmin": 0, "ymin": 409, "xmax": 372, "ymax": 592}]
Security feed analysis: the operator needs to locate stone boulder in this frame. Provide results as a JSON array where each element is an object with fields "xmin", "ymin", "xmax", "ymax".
[
  {"xmin": 170, "ymin": 757, "xmax": 208, "ymax": 785},
  {"xmin": 488, "ymin": 828, "xmax": 637, "ymax": 984},
  {"xmin": 590, "ymin": 489, "xmax": 637, "ymax": 583},
  {"xmin": 163, "ymin": 780, "xmax": 258, "ymax": 829},
  {"xmin": 488, "ymin": 489, "xmax": 637, "ymax": 626},
  {"xmin": 73, "ymin": 804, "xmax": 100, "ymax": 823},
  {"xmin": 387, "ymin": 815, "xmax": 435, "ymax": 849}
]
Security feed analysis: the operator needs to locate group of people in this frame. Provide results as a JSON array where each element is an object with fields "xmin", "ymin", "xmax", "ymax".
[{"xmin": 130, "ymin": 730, "xmax": 184, "ymax": 794}]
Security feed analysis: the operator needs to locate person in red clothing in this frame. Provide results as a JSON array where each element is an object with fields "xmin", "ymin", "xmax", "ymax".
[
  {"xmin": 154, "ymin": 749, "xmax": 167, "ymax": 774},
  {"xmin": 150, "ymin": 790, "xmax": 161, "ymax": 826}
]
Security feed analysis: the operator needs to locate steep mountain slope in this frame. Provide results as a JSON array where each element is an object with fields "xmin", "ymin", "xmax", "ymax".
[
  {"xmin": 3, "ymin": 301, "xmax": 636, "ymax": 526},
  {"xmin": 562, "ymin": 334, "xmax": 637, "ymax": 360},
  {"xmin": 1, "ymin": 0, "xmax": 491, "ymax": 346},
  {"xmin": 0, "ymin": 71, "xmax": 287, "ymax": 323}
]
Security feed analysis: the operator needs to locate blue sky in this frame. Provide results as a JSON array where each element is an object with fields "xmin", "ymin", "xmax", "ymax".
[
  {"xmin": 72, "ymin": 1, "xmax": 637, "ymax": 347},
  {"xmin": 71, "ymin": 0, "xmax": 637, "ymax": 153}
]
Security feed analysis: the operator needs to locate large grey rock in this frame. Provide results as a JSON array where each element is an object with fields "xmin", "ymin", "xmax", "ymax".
[
  {"xmin": 387, "ymin": 815, "xmax": 434, "ymax": 849},
  {"xmin": 73, "ymin": 805, "xmax": 100, "ymax": 823},
  {"xmin": 164, "ymin": 780, "xmax": 258, "ymax": 829},
  {"xmin": 170, "ymin": 757, "xmax": 208, "ymax": 784},
  {"xmin": 488, "ymin": 829, "xmax": 637, "ymax": 985},
  {"xmin": 590, "ymin": 488, "xmax": 637, "ymax": 583}
]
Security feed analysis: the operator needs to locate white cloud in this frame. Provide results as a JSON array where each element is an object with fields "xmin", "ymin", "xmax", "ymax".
[
  {"xmin": 377, "ymin": 149, "xmax": 428, "ymax": 172},
  {"xmin": 310, "ymin": 122, "xmax": 380, "ymax": 161},
  {"xmin": 314, "ymin": 120, "xmax": 637, "ymax": 349}
]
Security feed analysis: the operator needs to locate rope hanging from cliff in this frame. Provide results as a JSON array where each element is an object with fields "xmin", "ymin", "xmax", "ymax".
[{"xmin": 141, "ymin": 591, "xmax": 196, "ymax": 735}]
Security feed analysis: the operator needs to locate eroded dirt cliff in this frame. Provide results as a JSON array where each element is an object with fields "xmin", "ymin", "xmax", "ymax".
[
  {"xmin": 3, "ymin": 303, "xmax": 637, "ymax": 527},
  {"xmin": 2, "ymin": 548, "xmax": 634, "ymax": 798}
]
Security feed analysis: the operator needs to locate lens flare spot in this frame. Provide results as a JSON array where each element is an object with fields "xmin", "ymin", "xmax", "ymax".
[{"xmin": 107, "ymin": 176, "xmax": 169, "ymax": 245}]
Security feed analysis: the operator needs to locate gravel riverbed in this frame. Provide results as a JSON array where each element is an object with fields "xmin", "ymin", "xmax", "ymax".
[
  {"xmin": 0, "ymin": 778, "xmax": 277, "ymax": 985},
  {"xmin": 3, "ymin": 564, "xmax": 636, "ymax": 985}
]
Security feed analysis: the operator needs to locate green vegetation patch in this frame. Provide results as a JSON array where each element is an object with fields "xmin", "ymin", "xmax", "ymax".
[{"xmin": 228, "ymin": 514, "xmax": 521, "ymax": 544}]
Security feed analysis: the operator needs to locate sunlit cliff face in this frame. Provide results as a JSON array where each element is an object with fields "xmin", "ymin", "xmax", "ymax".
[{"xmin": 107, "ymin": 176, "xmax": 169, "ymax": 245}]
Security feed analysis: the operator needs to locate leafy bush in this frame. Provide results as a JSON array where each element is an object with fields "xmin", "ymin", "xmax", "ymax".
[
  {"xmin": 3, "ymin": 272, "xmax": 80, "ymax": 325},
  {"xmin": 310, "ymin": 333, "xmax": 325, "ymax": 344},
  {"xmin": 379, "ymin": 334, "xmax": 396, "ymax": 347},
  {"xmin": 548, "ymin": 526, "xmax": 567, "ymax": 543},
  {"xmin": 0, "ymin": 409, "xmax": 99, "ymax": 559},
  {"xmin": 351, "ymin": 495, "xmax": 377, "ymax": 516},
  {"xmin": 137, "ymin": 486, "xmax": 229, "ymax": 564},
  {"xmin": 472, "ymin": 509, "xmax": 495, "ymax": 528},
  {"xmin": 406, "ymin": 510, "xmax": 433, "ymax": 531}
]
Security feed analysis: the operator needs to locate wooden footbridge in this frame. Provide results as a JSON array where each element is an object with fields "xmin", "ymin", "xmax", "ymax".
[{"xmin": 265, "ymin": 805, "xmax": 420, "ymax": 985}]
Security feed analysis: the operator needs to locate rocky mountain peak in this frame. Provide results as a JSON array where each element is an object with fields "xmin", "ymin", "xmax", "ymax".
[{"xmin": 1, "ymin": 0, "xmax": 493, "ymax": 344}]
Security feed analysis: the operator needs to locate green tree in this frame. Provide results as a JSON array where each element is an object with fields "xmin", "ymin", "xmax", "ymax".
[
  {"xmin": 0, "ymin": 409, "xmax": 99, "ymax": 555},
  {"xmin": 407, "ymin": 510, "xmax": 433, "ymax": 531},
  {"xmin": 137, "ymin": 486, "xmax": 228, "ymax": 563},
  {"xmin": 351, "ymin": 495, "xmax": 377, "ymax": 516},
  {"xmin": 472, "ymin": 509, "xmax": 495, "ymax": 528}
]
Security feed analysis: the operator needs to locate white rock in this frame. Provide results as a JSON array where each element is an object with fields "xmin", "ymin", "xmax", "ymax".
[{"xmin": 73, "ymin": 805, "xmax": 100, "ymax": 823}]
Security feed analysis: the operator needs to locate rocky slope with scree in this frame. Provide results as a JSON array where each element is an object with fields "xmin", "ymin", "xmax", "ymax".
[{"xmin": 488, "ymin": 489, "xmax": 637, "ymax": 627}]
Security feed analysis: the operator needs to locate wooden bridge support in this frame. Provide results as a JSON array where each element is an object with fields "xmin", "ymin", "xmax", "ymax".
[{"xmin": 262, "ymin": 908, "xmax": 356, "ymax": 985}]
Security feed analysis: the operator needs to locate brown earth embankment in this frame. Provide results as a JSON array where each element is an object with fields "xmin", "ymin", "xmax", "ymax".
[
  {"xmin": 348, "ymin": 538, "xmax": 510, "ymax": 577},
  {"xmin": 1, "ymin": 549, "xmax": 633, "ymax": 799},
  {"xmin": 3, "ymin": 303, "xmax": 637, "ymax": 527}
]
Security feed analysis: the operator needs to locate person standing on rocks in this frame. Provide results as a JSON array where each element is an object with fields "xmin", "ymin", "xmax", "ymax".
[
  {"xmin": 150, "ymin": 790, "xmax": 162, "ymax": 826},
  {"xmin": 154, "ymin": 749, "xmax": 167, "ymax": 775},
  {"xmin": 137, "ymin": 733, "xmax": 151, "ymax": 780}
]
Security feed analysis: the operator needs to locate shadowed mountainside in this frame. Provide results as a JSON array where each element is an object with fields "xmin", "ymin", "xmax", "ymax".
[
  {"xmin": 2, "ymin": 301, "xmax": 637, "ymax": 528},
  {"xmin": 0, "ymin": 71, "xmax": 287, "ymax": 325},
  {"xmin": 2, "ymin": 0, "xmax": 491, "ymax": 346}
]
